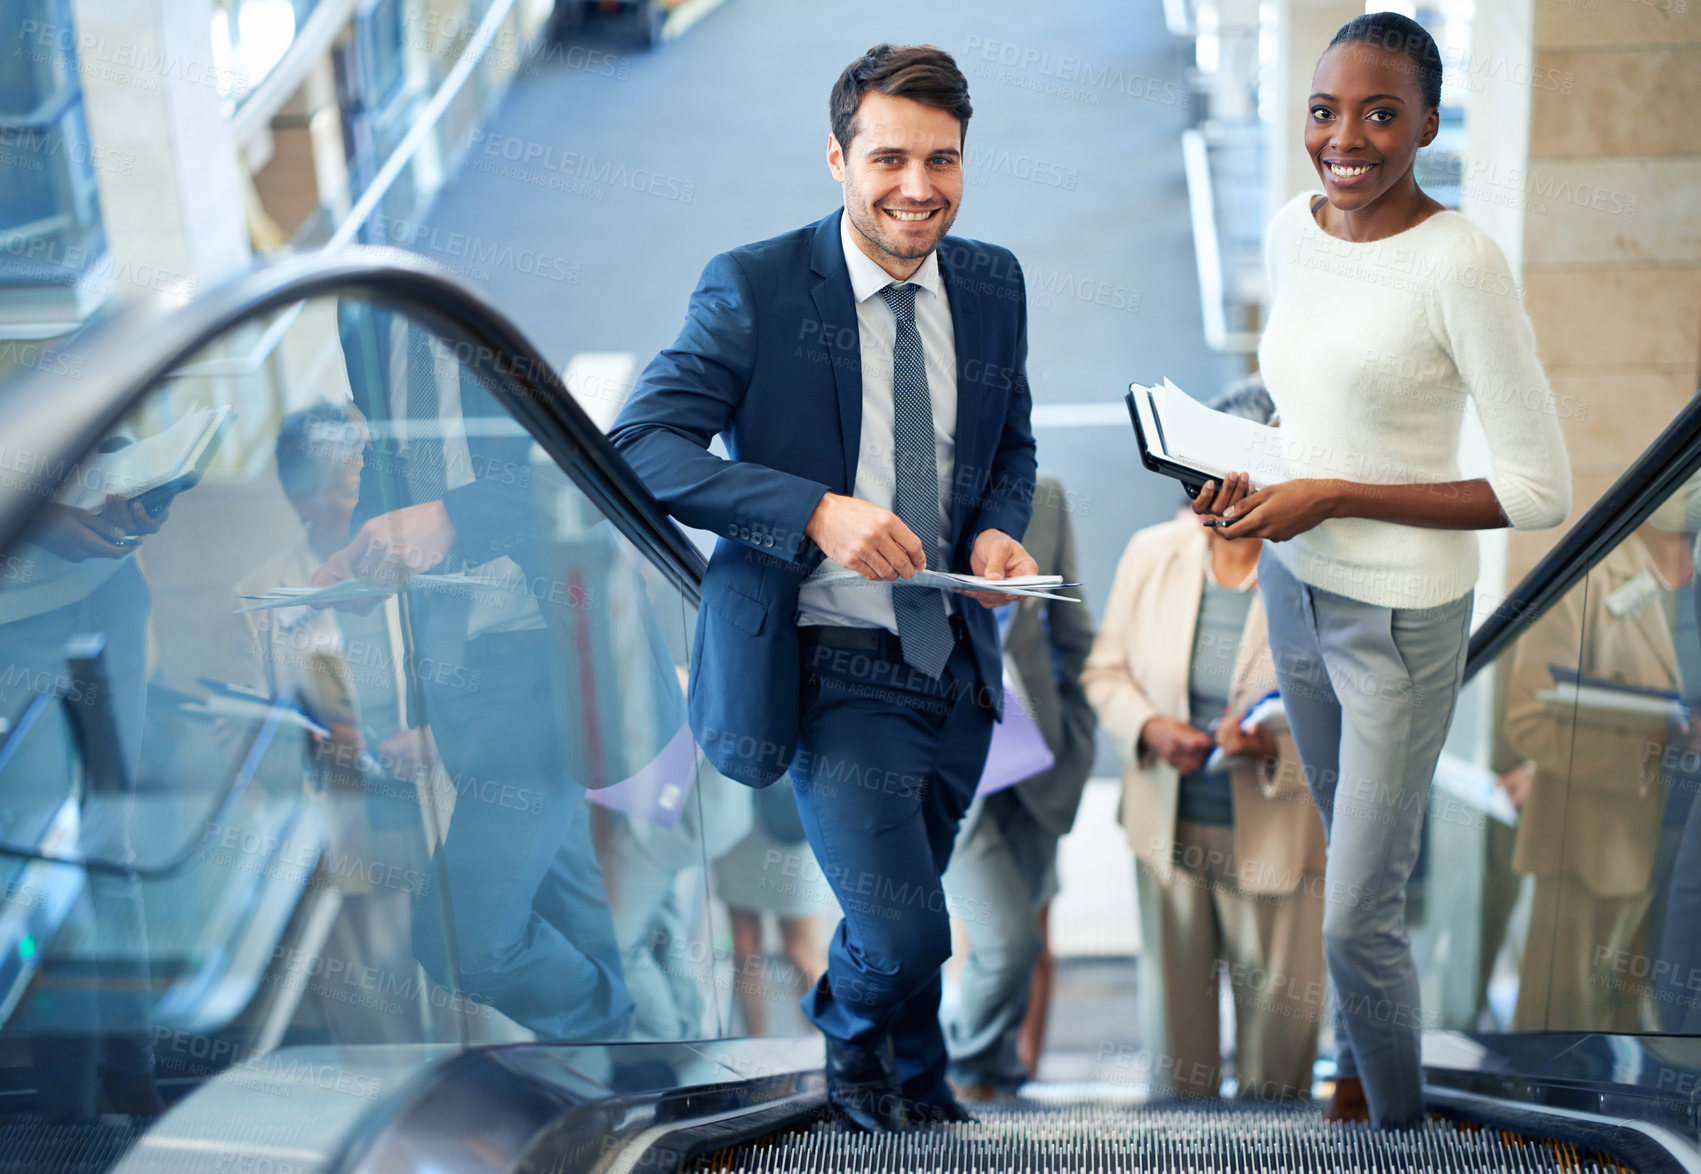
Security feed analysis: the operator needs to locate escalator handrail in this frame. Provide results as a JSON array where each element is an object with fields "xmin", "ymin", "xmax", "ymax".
[
  {"xmin": 1465, "ymin": 387, "xmax": 1701, "ymax": 677},
  {"xmin": 0, "ymin": 245, "xmax": 706, "ymax": 604}
]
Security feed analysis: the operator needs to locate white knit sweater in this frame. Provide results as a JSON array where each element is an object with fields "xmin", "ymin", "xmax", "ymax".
[{"xmin": 1256, "ymin": 192, "xmax": 1572, "ymax": 609}]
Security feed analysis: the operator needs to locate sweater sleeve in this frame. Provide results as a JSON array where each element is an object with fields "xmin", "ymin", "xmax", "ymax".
[{"xmin": 1433, "ymin": 229, "xmax": 1572, "ymax": 531}]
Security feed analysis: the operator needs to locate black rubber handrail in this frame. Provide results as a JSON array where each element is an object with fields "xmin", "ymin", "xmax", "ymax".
[
  {"xmin": 1464, "ymin": 387, "xmax": 1701, "ymax": 678},
  {"xmin": 0, "ymin": 245, "xmax": 705, "ymax": 602}
]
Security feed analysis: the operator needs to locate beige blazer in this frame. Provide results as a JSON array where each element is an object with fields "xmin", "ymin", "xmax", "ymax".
[
  {"xmin": 1505, "ymin": 535, "xmax": 1677, "ymax": 895},
  {"xmin": 1082, "ymin": 519, "xmax": 1326, "ymax": 896}
]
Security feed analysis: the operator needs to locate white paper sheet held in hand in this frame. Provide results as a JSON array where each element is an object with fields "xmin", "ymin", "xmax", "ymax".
[
  {"xmin": 1132, "ymin": 378, "xmax": 1287, "ymax": 488},
  {"xmin": 236, "ymin": 571, "xmax": 520, "ymax": 612},
  {"xmin": 811, "ymin": 569, "xmax": 1081, "ymax": 602}
]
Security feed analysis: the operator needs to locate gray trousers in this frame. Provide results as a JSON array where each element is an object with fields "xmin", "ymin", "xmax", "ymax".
[
  {"xmin": 941, "ymin": 789, "xmax": 1058, "ymax": 1088},
  {"xmin": 1258, "ymin": 551, "xmax": 1471, "ymax": 1129}
]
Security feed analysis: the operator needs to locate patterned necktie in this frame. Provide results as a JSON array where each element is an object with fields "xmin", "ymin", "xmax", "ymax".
[{"xmin": 877, "ymin": 282, "xmax": 953, "ymax": 679}]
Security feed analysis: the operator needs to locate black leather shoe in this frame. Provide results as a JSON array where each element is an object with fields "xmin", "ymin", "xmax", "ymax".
[
  {"xmin": 915, "ymin": 1093, "xmax": 976, "ymax": 1124},
  {"xmin": 825, "ymin": 1037, "xmax": 910, "ymax": 1133}
]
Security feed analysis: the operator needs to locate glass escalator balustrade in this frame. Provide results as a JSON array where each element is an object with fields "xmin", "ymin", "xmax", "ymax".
[
  {"xmin": 0, "ymin": 286, "xmax": 751, "ymax": 1154},
  {"xmin": 1415, "ymin": 469, "xmax": 1701, "ymax": 1040}
]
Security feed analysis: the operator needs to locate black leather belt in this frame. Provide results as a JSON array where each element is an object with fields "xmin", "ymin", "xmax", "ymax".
[{"xmin": 798, "ymin": 614, "xmax": 967, "ymax": 655}]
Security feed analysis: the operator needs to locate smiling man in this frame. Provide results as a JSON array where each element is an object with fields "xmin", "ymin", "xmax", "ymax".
[{"xmin": 609, "ymin": 44, "xmax": 1038, "ymax": 1131}]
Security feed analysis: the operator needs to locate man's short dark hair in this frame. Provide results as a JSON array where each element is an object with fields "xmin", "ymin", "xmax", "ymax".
[
  {"xmin": 276, "ymin": 402, "xmax": 362, "ymax": 500},
  {"xmin": 829, "ymin": 44, "xmax": 972, "ymax": 153}
]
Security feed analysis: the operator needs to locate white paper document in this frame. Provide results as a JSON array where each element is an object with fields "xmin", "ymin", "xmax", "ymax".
[
  {"xmin": 1130, "ymin": 378, "xmax": 1287, "ymax": 488},
  {"xmin": 812, "ymin": 569, "xmax": 1081, "ymax": 602},
  {"xmin": 236, "ymin": 571, "xmax": 520, "ymax": 612},
  {"xmin": 179, "ymin": 694, "xmax": 331, "ymax": 738},
  {"xmin": 1432, "ymin": 752, "xmax": 1520, "ymax": 827},
  {"xmin": 1204, "ymin": 691, "xmax": 1287, "ymax": 772},
  {"xmin": 1536, "ymin": 664, "xmax": 1688, "ymax": 723},
  {"xmin": 70, "ymin": 405, "xmax": 235, "ymax": 510}
]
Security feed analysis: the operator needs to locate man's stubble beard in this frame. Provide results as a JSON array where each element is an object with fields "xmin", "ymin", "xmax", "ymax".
[{"xmin": 844, "ymin": 178, "xmax": 957, "ymax": 263}]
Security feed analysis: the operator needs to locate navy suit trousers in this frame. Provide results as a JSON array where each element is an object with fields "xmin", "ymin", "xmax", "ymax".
[{"xmin": 791, "ymin": 628, "xmax": 994, "ymax": 1106}]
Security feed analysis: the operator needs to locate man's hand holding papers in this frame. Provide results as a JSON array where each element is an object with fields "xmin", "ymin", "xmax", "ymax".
[
  {"xmin": 804, "ymin": 492, "xmax": 928, "ymax": 581},
  {"xmin": 963, "ymin": 527, "xmax": 1041, "ymax": 608},
  {"xmin": 803, "ymin": 496, "xmax": 1048, "ymax": 608},
  {"xmin": 310, "ymin": 500, "xmax": 458, "ymax": 611}
]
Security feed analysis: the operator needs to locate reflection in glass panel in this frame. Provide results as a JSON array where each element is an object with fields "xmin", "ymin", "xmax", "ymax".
[
  {"xmin": 1504, "ymin": 528, "xmax": 1668, "ymax": 1031},
  {"xmin": 1417, "ymin": 474, "xmax": 1701, "ymax": 1039},
  {"xmin": 1491, "ymin": 478, "xmax": 1700, "ymax": 1034},
  {"xmin": 0, "ymin": 289, "xmax": 750, "ymax": 1125}
]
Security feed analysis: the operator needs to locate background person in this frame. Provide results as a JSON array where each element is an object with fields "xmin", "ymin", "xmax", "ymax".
[
  {"xmin": 609, "ymin": 43, "xmax": 1038, "ymax": 1130},
  {"xmin": 713, "ymin": 777, "xmax": 834, "ymax": 1035},
  {"xmin": 1084, "ymin": 385, "xmax": 1326, "ymax": 1105},
  {"xmin": 1201, "ymin": 13, "xmax": 1571, "ymax": 1127},
  {"xmin": 942, "ymin": 470, "xmax": 1096, "ymax": 1098},
  {"xmin": 597, "ymin": 746, "xmax": 753, "ymax": 1041}
]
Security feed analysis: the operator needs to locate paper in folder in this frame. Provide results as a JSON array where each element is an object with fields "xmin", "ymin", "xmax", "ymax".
[
  {"xmin": 1124, "ymin": 378, "xmax": 1286, "ymax": 495},
  {"xmin": 70, "ymin": 405, "xmax": 235, "ymax": 512},
  {"xmin": 1204, "ymin": 690, "xmax": 1287, "ymax": 772},
  {"xmin": 1537, "ymin": 665, "xmax": 1687, "ymax": 724}
]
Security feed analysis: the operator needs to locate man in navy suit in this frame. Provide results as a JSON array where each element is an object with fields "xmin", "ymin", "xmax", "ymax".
[{"xmin": 610, "ymin": 44, "xmax": 1037, "ymax": 1130}]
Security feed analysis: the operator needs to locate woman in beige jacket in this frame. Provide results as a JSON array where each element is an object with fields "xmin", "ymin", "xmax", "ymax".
[{"xmin": 1084, "ymin": 461, "xmax": 1328, "ymax": 1102}]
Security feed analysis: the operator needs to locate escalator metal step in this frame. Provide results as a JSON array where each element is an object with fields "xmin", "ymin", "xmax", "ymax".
[
  {"xmin": 0, "ymin": 1113, "xmax": 152, "ymax": 1174},
  {"xmin": 685, "ymin": 1100, "xmax": 1638, "ymax": 1173}
]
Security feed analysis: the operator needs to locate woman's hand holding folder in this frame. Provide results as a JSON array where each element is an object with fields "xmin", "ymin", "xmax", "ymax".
[
  {"xmin": 1214, "ymin": 706, "xmax": 1279, "ymax": 762},
  {"xmin": 1190, "ymin": 474, "xmax": 1341, "ymax": 543}
]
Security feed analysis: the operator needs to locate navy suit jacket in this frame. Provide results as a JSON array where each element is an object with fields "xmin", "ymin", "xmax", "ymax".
[{"xmin": 609, "ymin": 210, "xmax": 1037, "ymax": 786}]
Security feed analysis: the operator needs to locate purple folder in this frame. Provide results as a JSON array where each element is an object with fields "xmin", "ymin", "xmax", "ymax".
[
  {"xmin": 976, "ymin": 676, "xmax": 1055, "ymax": 796},
  {"xmin": 585, "ymin": 723, "xmax": 699, "ymax": 827}
]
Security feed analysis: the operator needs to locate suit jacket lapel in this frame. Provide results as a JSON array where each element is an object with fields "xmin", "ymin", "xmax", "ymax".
[
  {"xmin": 809, "ymin": 210, "xmax": 861, "ymax": 491},
  {"xmin": 939, "ymin": 245, "xmax": 984, "ymax": 546}
]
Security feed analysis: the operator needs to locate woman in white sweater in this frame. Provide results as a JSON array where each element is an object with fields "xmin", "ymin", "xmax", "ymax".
[{"xmin": 1197, "ymin": 13, "xmax": 1571, "ymax": 1129}]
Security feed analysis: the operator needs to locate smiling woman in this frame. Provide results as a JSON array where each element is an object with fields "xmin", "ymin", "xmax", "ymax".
[{"xmin": 1190, "ymin": 10, "xmax": 1573, "ymax": 1134}]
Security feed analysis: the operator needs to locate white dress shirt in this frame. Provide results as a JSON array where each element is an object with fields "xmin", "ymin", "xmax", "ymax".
[{"xmin": 796, "ymin": 212, "xmax": 959, "ymax": 631}]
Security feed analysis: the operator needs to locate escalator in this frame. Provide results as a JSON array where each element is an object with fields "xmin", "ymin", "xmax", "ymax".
[
  {"xmin": 685, "ymin": 1101, "xmax": 1652, "ymax": 1173},
  {"xmin": 0, "ymin": 246, "xmax": 1694, "ymax": 1173}
]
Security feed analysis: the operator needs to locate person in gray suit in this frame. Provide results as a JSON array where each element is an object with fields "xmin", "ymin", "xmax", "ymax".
[{"xmin": 941, "ymin": 471, "xmax": 1096, "ymax": 1095}]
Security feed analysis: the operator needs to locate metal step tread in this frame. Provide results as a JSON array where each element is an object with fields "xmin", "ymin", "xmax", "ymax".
[
  {"xmin": 0, "ymin": 1113, "xmax": 152, "ymax": 1174},
  {"xmin": 684, "ymin": 1099, "xmax": 1639, "ymax": 1173}
]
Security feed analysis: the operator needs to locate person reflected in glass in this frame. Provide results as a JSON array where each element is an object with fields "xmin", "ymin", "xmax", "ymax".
[
  {"xmin": 315, "ymin": 303, "xmax": 633, "ymax": 1042},
  {"xmin": 1504, "ymin": 506, "xmax": 1691, "ymax": 1031},
  {"xmin": 1202, "ymin": 14, "xmax": 1572, "ymax": 1127},
  {"xmin": 227, "ymin": 403, "xmax": 438, "ymax": 1042}
]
